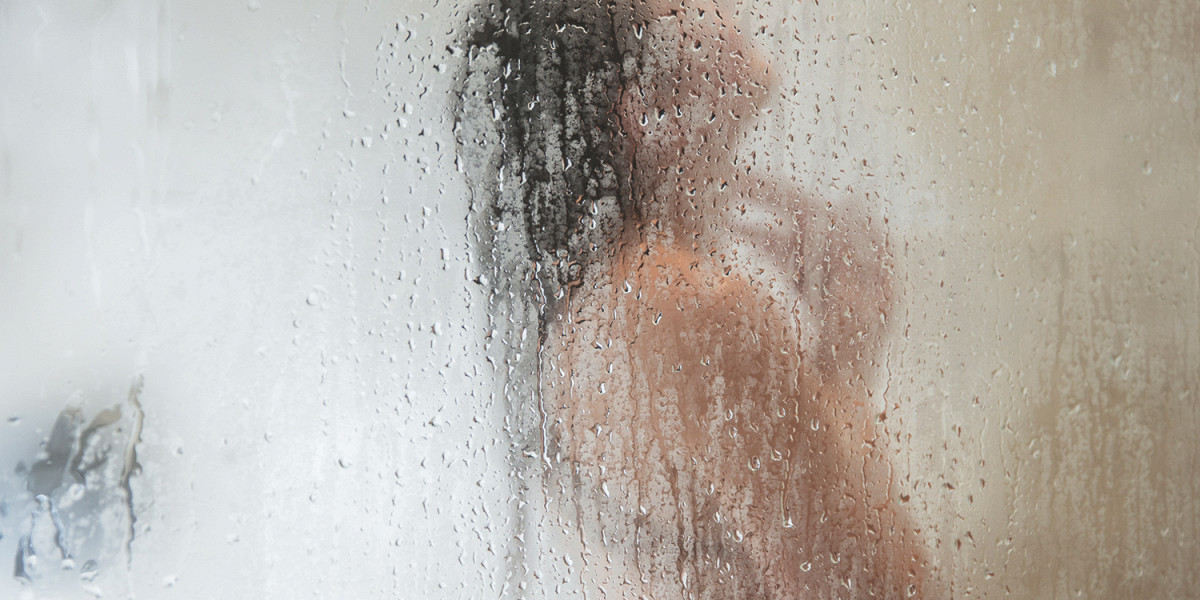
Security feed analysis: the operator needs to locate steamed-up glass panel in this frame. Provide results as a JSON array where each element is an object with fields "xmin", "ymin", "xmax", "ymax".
[
  {"xmin": 1, "ymin": 0, "xmax": 1196, "ymax": 598},
  {"xmin": 1, "ymin": 1, "xmax": 504, "ymax": 597}
]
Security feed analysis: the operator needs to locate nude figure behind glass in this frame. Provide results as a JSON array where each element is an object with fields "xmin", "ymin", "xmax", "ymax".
[{"xmin": 452, "ymin": 1, "xmax": 935, "ymax": 597}]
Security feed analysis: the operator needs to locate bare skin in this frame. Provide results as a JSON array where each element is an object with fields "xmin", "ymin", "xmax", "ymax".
[{"xmin": 538, "ymin": 2, "xmax": 933, "ymax": 598}]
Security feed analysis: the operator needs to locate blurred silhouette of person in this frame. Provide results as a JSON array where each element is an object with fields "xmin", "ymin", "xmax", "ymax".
[{"xmin": 453, "ymin": 1, "xmax": 934, "ymax": 597}]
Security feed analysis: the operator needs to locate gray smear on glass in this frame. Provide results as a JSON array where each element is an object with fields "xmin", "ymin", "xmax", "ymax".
[{"xmin": 11, "ymin": 377, "xmax": 145, "ymax": 590}]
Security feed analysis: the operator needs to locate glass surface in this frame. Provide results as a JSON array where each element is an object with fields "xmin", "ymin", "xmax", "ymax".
[{"xmin": 1, "ymin": 0, "xmax": 1196, "ymax": 598}]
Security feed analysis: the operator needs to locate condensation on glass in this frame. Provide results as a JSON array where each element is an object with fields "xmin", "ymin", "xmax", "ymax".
[{"xmin": 0, "ymin": 0, "xmax": 1196, "ymax": 598}]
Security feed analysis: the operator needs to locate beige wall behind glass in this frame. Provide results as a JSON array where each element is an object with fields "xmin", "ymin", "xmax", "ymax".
[{"xmin": 751, "ymin": 0, "xmax": 1198, "ymax": 596}]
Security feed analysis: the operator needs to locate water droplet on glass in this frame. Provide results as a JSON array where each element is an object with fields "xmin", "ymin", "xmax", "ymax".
[{"xmin": 79, "ymin": 560, "xmax": 99, "ymax": 582}]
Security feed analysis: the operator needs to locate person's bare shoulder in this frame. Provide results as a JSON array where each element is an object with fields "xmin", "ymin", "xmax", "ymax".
[{"xmin": 681, "ymin": 169, "xmax": 894, "ymax": 373}]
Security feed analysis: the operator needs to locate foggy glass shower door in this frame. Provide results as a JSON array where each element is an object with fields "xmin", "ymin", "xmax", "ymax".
[{"xmin": 0, "ymin": 1, "xmax": 1196, "ymax": 598}]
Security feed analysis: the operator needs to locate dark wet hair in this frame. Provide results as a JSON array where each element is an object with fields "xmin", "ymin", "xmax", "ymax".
[{"xmin": 452, "ymin": 0, "xmax": 641, "ymax": 325}]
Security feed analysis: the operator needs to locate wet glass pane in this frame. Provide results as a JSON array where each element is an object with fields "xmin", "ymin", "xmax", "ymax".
[{"xmin": 1, "ymin": 0, "xmax": 1197, "ymax": 598}]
